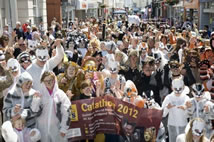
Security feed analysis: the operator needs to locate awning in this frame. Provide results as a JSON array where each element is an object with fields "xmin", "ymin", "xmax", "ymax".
[
  {"xmin": 113, "ymin": 10, "xmax": 127, "ymax": 14},
  {"xmin": 88, "ymin": 1, "xmax": 98, "ymax": 9},
  {"xmin": 76, "ymin": 0, "xmax": 88, "ymax": 10},
  {"xmin": 203, "ymin": 8, "xmax": 214, "ymax": 13},
  {"xmin": 133, "ymin": 8, "xmax": 140, "ymax": 12},
  {"xmin": 200, "ymin": 0, "xmax": 213, "ymax": 2}
]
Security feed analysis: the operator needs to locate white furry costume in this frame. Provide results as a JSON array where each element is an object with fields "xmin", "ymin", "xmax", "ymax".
[
  {"xmin": 27, "ymin": 45, "xmax": 64, "ymax": 91},
  {"xmin": 3, "ymin": 72, "xmax": 39, "ymax": 128},
  {"xmin": 162, "ymin": 78, "xmax": 190, "ymax": 142},
  {"xmin": 187, "ymin": 93, "xmax": 214, "ymax": 138},
  {"xmin": 31, "ymin": 72, "xmax": 71, "ymax": 142},
  {"xmin": 3, "ymin": 58, "xmax": 21, "ymax": 96},
  {"xmin": 2, "ymin": 121, "xmax": 41, "ymax": 142}
]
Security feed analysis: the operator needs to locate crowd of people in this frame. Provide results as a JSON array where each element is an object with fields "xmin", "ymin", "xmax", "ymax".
[{"xmin": 0, "ymin": 15, "xmax": 214, "ymax": 142}]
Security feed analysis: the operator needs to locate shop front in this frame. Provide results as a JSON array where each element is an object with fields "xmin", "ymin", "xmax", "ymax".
[
  {"xmin": 200, "ymin": 0, "xmax": 214, "ymax": 30},
  {"xmin": 76, "ymin": 0, "xmax": 88, "ymax": 20}
]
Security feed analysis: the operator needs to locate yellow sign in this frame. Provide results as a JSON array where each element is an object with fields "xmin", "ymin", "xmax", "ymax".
[{"xmin": 71, "ymin": 104, "xmax": 78, "ymax": 121}]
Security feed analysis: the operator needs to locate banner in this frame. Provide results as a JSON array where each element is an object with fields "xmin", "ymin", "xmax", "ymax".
[
  {"xmin": 67, "ymin": 96, "xmax": 163, "ymax": 141},
  {"xmin": 76, "ymin": 0, "xmax": 88, "ymax": 10},
  {"xmin": 128, "ymin": 15, "xmax": 141, "ymax": 26},
  {"xmin": 184, "ymin": 0, "xmax": 199, "ymax": 9}
]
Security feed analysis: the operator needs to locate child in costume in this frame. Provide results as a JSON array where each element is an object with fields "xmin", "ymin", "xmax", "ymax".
[
  {"xmin": 2, "ymin": 117, "xmax": 41, "ymax": 142},
  {"xmin": 162, "ymin": 77, "xmax": 190, "ymax": 142},
  {"xmin": 185, "ymin": 83, "xmax": 214, "ymax": 138}
]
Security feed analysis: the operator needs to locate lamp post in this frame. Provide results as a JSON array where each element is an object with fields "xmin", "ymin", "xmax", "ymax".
[
  {"xmin": 7, "ymin": 0, "xmax": 18, "ymax": 34},
  {"xmin": 0, "ymin": 1, "xmax": 2, "ymax": 35},
  {"xmin": 8, "ymin": 0, "xmax": 12, "ymax": 33},
  {"xmin": 112, "ymin": 0, "xmax": 115, "ymax": 17}
]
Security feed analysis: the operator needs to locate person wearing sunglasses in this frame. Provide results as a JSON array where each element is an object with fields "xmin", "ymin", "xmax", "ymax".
[
  {"xmin": 18, "ymin": 52, "xmax": 32, "ymax": 72},
  {"xmin": 169, "ymin": 61, "xmax": 182, "ymax": 77},
  {"xmin": 13, "ymin": 38, "xmax": 27, "ymax": 58},
  {"xmin": 33, "ymin": 71, "xmax": 71, "ymax": 142},
  {"xmin": 163, "ymin": 55, "xmax": 189, "ymax": 95}
]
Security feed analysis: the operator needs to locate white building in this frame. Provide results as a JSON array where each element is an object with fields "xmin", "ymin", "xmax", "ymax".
[
  {"xmin": 103, "ymin": 0, "xmax": 125, "ymax": 9},
  {"xmin": 124, "ymin": 0, "xmax": 133, "ymax": 8},
  {"xmin": 1, "ymin": 0, "xmax": 18, "ymax": 32},
  {"xmin": 0, "ymin": 0, "xmax": 47, "ymax": 33},
  {"xmin": 115, "ymin": 0, "xmax": 125, "ymax": 9},
  {"xmin": 0, "ymin": 0, "xmax": 4, "ymax": 35},
  {"xmin": 133, "ymin": 0, "xmax": 152, "ymax": 9}
]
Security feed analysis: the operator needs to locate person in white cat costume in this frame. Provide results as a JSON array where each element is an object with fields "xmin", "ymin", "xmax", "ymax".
[
  {"xmin": 162, "ymin": 77, "xmax": 190, "ymax": 142},
  {"xmin": 185, "ymin": 83, "xmax": 214, "ymax": 138},
  {"xmin": 27, "ymin": 39, "xmax": 64, "ymax": 92},
  {"xmin": 2, "ymin": 118, "xmax": 41, "ymax": 142},
  {"xmin": 31, "ymin": 71, "xmax": 71, "ymax": 142}
]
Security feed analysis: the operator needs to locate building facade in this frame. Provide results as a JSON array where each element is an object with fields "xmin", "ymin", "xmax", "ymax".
[
  {"xmin": 0, "ymin": 0, "xmax": 47, "ymax": 33},
  {"xmin": 62, "ymin": 0, "xmax": 103, "ymax": 22},
  {"xmin": 0, "ymin": 0, "xmax": 2, "ymax": 35},
  {"xmin": 46, "ymin": 0, "xmax": 62, "ymax": 27},
  {"xmin": 199, "ymin": 0, "xmax": 214, "ymax": 30}
]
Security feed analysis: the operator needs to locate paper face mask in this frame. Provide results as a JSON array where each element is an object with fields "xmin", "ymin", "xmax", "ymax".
[
  {"xmin": 36, "ymin": 48, "xmax": 49, "ymax": 61},
  {"xmin": 172, "ymin": 78, "xmax": 184, "ymax": 94},
  {"xmin": 191, "ymin": 83, "xmax": 204, "ymax": 98},
  {"xmin": 108, "ymin": 60, "xmax": 119, "ymax": 74},
  {"xmin": 7, "ymin": 58, "xmax": 19, "ymax": 72},
  {"xmin": 192, "ymin": 120, "xmax": 205, "ymax": 136},
  {"xmin": 28, "ymin": 40, "xmax": 38, "ymax": 50}
]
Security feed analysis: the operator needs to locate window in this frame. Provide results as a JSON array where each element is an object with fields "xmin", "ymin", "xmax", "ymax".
[
  {"xmin": 33, "ymin": 0, "xmax": 37, "ymax": 7},
  {"xmin": 205, "ymin": 2, "xmax": 210, "ymax": 9}
]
